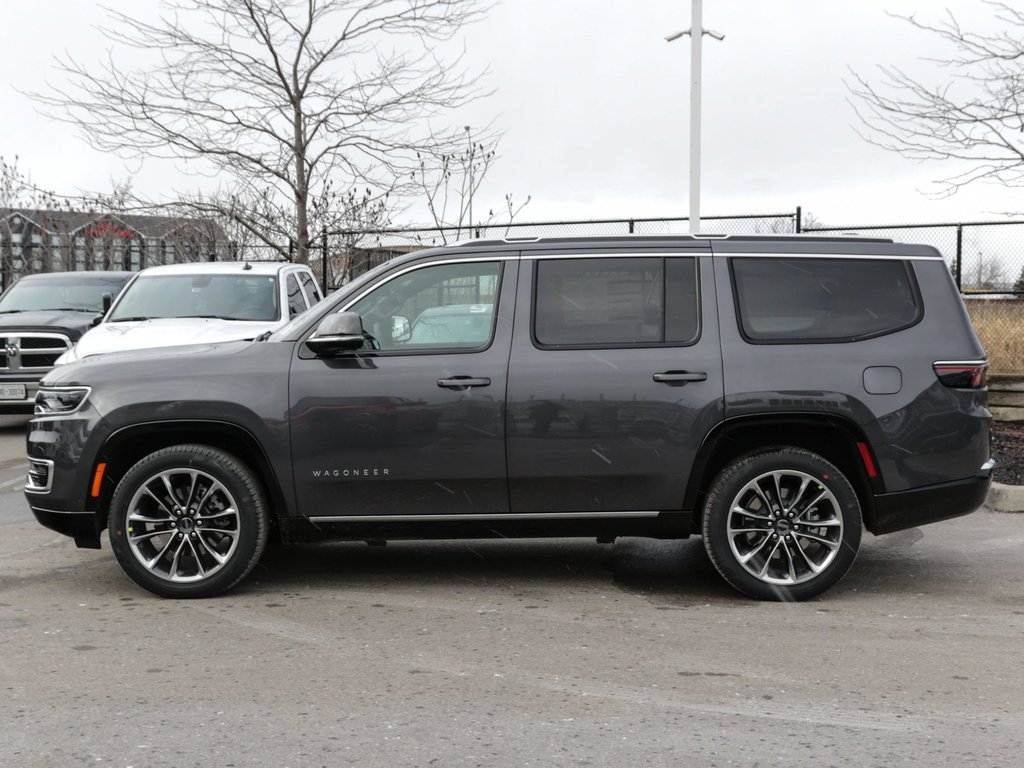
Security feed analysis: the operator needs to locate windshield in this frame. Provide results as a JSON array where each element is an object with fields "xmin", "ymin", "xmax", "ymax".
[
  {"xmin": 109, "ymin": 273, "xmax": 280, "ymax": 322},
  {"xmin": 0, "ymin": 274, "xmax": 128, "ymax": 313}
]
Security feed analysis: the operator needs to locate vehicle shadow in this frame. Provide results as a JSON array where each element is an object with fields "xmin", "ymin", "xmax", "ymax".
[{"xmin": 248, "ymin": 536, "xmax": 739, "ymax": 604}]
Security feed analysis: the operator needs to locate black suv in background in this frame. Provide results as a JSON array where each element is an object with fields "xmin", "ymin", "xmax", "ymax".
[
  {"xmin": 25, "ymin": 236, "xmax": 992, "ymax": 600},
  {"xmin": 0, "ymin": 271, "xmax": 132, "ymax": 413}
]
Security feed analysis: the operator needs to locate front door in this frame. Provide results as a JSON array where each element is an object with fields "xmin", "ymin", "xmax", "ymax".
[{"xmin": 289, "ymin": 257, "xmax": 517, "ymax": 518}]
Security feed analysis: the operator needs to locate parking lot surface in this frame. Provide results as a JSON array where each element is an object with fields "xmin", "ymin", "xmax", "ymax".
[{"xmin": 2, "ymin": 417, "xmax": 1023, "ymax": 766}]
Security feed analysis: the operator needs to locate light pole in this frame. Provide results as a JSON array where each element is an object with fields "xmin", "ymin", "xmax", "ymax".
[
  {"xmin": 666, "ymin": 0, "xmax": 724, "ymax": 235},
  {"xmin": 464, "ymin": 125, "xmax": 473, "ymax": 235}
]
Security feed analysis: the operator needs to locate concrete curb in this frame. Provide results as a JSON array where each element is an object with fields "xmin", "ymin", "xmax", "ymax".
[{"xmin": 986, "ymin": 482, "xmax": 1024, "ymax": 513}]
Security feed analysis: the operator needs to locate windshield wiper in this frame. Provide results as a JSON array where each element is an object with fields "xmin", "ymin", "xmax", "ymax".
[{"xmin": 108, "ymin": 316, "xmax": 152, "ymax": 323}]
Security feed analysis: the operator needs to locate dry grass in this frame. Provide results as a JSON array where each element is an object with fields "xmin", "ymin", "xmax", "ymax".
[{"xmin": 965, "ymin": 299, "xmax": 1024, "ymax": 374}]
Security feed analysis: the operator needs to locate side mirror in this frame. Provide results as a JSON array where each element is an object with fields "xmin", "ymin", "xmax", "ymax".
[
  {"xmin": 101, "ymin": 292, "xmax": 113, "ymax": 312},
  {"xmin": 392, "ymin": 315, "xmax": 411, "ymax": 343},
  {"xmin": 90, "ymin": 315, "xmax": 103, "ymax": 327},
  {"xmin": 306, "ymin": 311, "xmax": 366, "ymax": 356}
]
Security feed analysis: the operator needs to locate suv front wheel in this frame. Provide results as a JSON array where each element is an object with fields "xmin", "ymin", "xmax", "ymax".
[
  {"xmin": 107, "ymin": 445, "xmax": 269, "ymax": 598},
  {"xmin": 702, "ymin": 448, "xmax": 862, "ymax": 601}
]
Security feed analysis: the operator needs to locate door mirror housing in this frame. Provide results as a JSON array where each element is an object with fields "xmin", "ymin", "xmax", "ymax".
[
  {"xmin": 101, "ymin": 292, "xmax": 113, "ymax": 313},
  {"xmin": 306, "ymin": 311, "xmax": 366, "ymax": 355}
]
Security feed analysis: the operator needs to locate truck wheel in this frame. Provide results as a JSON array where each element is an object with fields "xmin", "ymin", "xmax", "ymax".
[
  {"xmin": 108, "ymin": 445, "xmax": 269, "ymax": 598},
  {"xmin": 702, "ymin": 448, "xmax": 862, "ymax": 601}
]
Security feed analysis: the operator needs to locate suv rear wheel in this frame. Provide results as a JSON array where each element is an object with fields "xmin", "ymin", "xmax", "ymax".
[
  {"xmin": 107, "ymin": 445, "xmax": 269, "ymax": 598},
  {"xmin": 702, "ymin": 448, "xmax": 862, "ymax": 601}
]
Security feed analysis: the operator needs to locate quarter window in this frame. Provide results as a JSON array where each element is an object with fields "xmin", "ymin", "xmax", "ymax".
[
  {"xmin": 286, "ymin": 274, "xmax": 306, "ymax": 318},
  {"xmin": 731, "ymin": 257, "xmax": 921, "ymax": 342},
  {"xmin": 349, "ymin": 261, "xmax": 501, "ymax": 351},
  {"xmin": 299, "ymin": 272, "xmax": 322, "ymax": 307},
  {"xmin": 534, "ymin": 257, "xmax": 699, "ymax": 348}
]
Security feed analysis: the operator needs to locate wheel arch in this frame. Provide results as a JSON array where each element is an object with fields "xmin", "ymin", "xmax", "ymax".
[
  {"xmin": 684, "ymin": 414, "xmax": 882, "ymax": 532},
  {"xmin": 93, "ymin": 420, "xmax": 288, "ymax": 535}
]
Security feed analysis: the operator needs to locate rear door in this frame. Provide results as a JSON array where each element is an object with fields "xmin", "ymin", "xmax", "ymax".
[{"xmin": 506, "ymin": 247, "xmax": 724, "ymax": 512}]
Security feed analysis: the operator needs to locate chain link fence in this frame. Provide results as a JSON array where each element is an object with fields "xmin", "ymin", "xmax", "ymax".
[{"xmin": 6, "ymin": 207, "xmax": 1024, "ymax": 371}]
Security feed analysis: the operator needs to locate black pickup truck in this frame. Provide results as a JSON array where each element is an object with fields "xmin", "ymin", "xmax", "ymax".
[{"xmin": 0, "ymin": 271, "xmax": 132, "ymax": 412}]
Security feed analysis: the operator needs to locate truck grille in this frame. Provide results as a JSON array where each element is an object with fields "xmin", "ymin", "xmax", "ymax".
[{"xmin": 0, "ymin": 334, "xmax": 72, "ymax": 371}]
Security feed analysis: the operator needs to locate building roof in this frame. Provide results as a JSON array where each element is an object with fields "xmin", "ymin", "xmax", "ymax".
[{"xmin": 1, "ymin": 208, "xmax": 225, "ymax": 240}]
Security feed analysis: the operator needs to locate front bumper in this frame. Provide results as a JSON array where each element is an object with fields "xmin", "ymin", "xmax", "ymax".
[
  {"xmin": 29, "ymin": 506, "xmax": 101, "ymax": 548},
  {"xmin": 871, "ymin": 460, "xmax": 994, "ymax": 535}
]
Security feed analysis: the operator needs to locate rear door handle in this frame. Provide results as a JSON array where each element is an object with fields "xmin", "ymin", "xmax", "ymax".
[
  {"xmin": 653, "ymin": 371, "xmax": 708, "ymax": 386},
  {"xmin": 437, "ymin": 376, "xmax": 492, "ymax": 391}
]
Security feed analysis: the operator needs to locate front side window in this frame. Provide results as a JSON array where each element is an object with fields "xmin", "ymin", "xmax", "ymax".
[
  {"xmin": 731, "ymin": 257, "xmax": 921, "ymax": 343},
  {"xmin": 348, "ymin": 261, "xmax": 501, "ymax": 352},
  {"xmin": 534, "ymin": 257, "xmax": 699, "ymax": 348}
]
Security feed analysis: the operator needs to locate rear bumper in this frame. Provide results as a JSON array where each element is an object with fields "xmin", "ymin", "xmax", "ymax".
[
  {"xmin": 871, "ymin": 462, "xmax": 993, "ymax": 535},
  {"xmin": 30, "ymin": 506, "xmax": 101, "ymax": 549}
]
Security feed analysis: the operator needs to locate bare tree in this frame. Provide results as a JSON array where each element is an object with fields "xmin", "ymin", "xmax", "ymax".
[
  {"xmin": 848, "ymin": 2, "xmax": 1024, "ymax": 199},
  {"xmin": 412, "ymin": 133, "xmax": 530, "ymax": 245},
  {"xmin": 29, "ymin": 0, "xmax": 493, "ymax": 263}
]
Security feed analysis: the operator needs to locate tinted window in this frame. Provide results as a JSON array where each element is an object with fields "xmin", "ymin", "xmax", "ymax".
[
  {"xmin": 534, "ymin": 257, "xmax": 699, "ymax": 347},
  {"xmin": 286, "ymin": 274, "xmax": 307, "ymax": 318},
  {"xmin": 349, "ymin": 261, "xmax": 501, "ymax": 351},
  {"xmin": 299, "ymin": 272, "xmax": 322, "ymax": 307},
  {"xmin": 731, "ymin": 257, "xmax": 920, "ymax": 342}
]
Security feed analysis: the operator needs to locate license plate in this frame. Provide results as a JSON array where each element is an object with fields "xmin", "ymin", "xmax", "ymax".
[{"xmin": 0, "ymin": 384, "xmax": 27, "ymax": 400}]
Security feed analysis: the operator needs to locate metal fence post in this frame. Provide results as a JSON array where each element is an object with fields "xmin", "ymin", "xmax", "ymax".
[
  {"xmin": 288, "ymin": 238, "xmax": 294, "ymax": 263},
  {"xmin": 321, "ymin": 231, "xmax": 329, "ymax": 295},
  {"xmin": 795, "ymin": 206, "xmax": 802, "ymax": 234},
  {"xmin": 955, "ymin": 225, "xmax": 963, "ymax": 291},
  {"xmin": 628, "ymin": 219, "xmax": 635, "ymax": 234}
]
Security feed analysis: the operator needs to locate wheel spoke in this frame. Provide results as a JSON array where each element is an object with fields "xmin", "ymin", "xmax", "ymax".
[
  {"xmin": 128, "ymin": 527, "xmax": 171, "ymax": 543},
  {"xmin": 795, "ymin": 489, "xmax": 830, "ymax": 519},
  {"xmin": 787, "ymin": 476, "xmax": 812, "ymax": 513},
  {"xmin": 780, "ymin": 538, "xmax": 798, "ymax": 582},
  {"xmin": 140, "ymin": 487, "xmax": 173, "ymax": 517},
  {"xmin": 143, "ymin": 534, "xmax": 178, "ymax": 570},
  {"xmin": 194, "ymin": 530, "xmax": 231, "ymax": 565},
  {"xmin": 795, "ymin": 530, "xmax": 840, "ymax": 550},
  {"xmin": 181, "ymin": 471, "xmax": 201, "ymax": 511},
  {"xmin": 731, "ymin": 504, "xmax": 773, "ymax": 522},
  {"xmin": 195, "ymin": 506, "xmax": 237, "ymax": 522},
  {"xmin": 186, "ymin": 537, "xmax": 207, "ymax": 578},
  {"xmin": 792, "ymin": 538, "xmax": 825, "ymax": 576},
  {"xmin": 756, "ymin": 539, "xmax": 783, "ymax": 578}
]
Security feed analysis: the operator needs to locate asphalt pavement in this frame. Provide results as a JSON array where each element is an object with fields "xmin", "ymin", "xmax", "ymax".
[{"xmin": 2, "ymin": 415, "xmax": 1023, "ymax": 766}]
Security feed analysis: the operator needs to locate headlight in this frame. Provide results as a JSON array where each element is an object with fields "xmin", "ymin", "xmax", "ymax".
[{"xmin": 34, "ymin": 387, "xmax": 91, "ymax": 416}]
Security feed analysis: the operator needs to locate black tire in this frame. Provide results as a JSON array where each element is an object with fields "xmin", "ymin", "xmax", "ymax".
[
  {"xmin": 702, "ymin": 448, "xmax": 862, "ymax": 601},
  {"xmin": 107, "ymin": 444, "xmax": 269, "ymax": 598}
]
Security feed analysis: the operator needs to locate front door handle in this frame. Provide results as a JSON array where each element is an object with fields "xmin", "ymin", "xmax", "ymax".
[
  {"xmin": 653, "ymin": 371, "xmax": 707, "ymax": 386},
  {"xmin": 437, "ymin": 376, "xmax": 492, "ymax": 391}
]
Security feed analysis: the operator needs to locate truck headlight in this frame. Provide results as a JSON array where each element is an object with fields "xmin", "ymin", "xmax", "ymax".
[{"xmin": 35, "ymin": 387, "xmax": 91, "ymax": 415}]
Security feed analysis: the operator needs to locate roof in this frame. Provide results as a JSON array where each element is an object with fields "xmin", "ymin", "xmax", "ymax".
[
  {"xmin": 1, "ymin": 208, "xmax": 226, "ymax": 240},
  {"xmin": 16, "ymin": 270, "xmax": 134, "ymax": 282},
  {"xmin": 135, "ymin": 261, "xmax": 296, "ymax": 277}
]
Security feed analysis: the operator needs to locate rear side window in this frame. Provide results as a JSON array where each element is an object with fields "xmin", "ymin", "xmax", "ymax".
[
  {"xmin": 286, "ymin": 274, "xmax": 306, "ymax": 318},
  {"xmin": 299, "ymin": 272, "xmax": 322, "ymax": 307},
  {"xmin": 731, "ymin": 257, "xmax": 921, "ymax": 343},
  {"xmin": 534, "ymin": 257, "xmax": 699, "ymax": 348}
]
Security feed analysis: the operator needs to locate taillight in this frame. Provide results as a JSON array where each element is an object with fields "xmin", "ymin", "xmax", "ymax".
[{"xmin": 933, "ymin": 361, "xmax": 987, "ymax": 389}]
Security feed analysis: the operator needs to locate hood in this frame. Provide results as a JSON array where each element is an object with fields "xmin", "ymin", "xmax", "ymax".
[
  {"xmin": 70, "ymin": 317, "xmax": 283, "ymax": 360},
  {"xmin": 0, "ymin": 309, "xmax": 101, "ymax": 338}
]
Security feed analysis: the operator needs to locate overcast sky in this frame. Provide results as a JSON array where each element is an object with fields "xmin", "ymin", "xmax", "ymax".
[{"xmin": 1, "ymin": 0, "xmax": 1018, "ymax": 229}]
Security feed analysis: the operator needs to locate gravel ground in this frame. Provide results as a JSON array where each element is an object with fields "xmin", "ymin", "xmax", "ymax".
[{"xmin": 991, "ymin": 421, "xmax": 1024, "ymax": 485}]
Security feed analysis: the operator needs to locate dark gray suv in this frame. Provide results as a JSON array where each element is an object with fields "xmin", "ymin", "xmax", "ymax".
[{"xmin": 24, "ymin": 235, "xmax": 992, "ymax": 600}]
